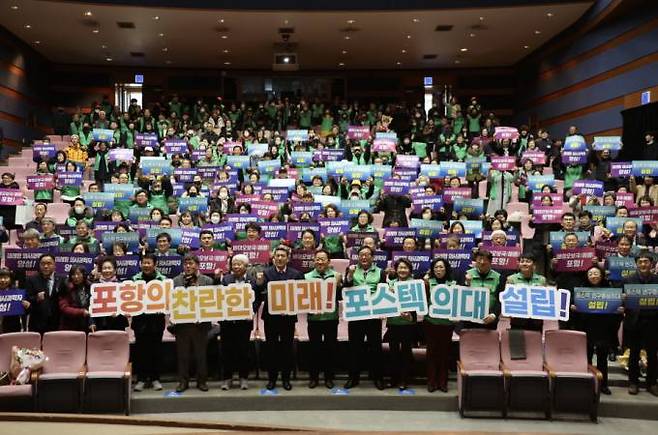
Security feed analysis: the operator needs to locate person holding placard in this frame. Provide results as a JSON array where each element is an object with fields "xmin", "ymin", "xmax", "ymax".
[
  {"xmin": 623, "ymin": 252, "xmax": 658, "ymax": 396},
  {"xmin": 0, "ymin": 268, "xmax": 28, "ymax": 333},
  {"xmin": 255, "ymin": 246, "xmax": 304, "ymax": 391},
  {"xmin": 463, "ymin": 249, "xmax": 501, "ymax": 329},
  {"xmin": 505, "ymin": 253, "xmax": 547, "ymax": 331},
  {"xmin": 343, "ymin": 245, "xmax": 387, "ymax": 390},
  {"xmin": 25, "ymin": 254, "xmax": 63, "ymax": 334},
  {"xmin": 304, "ymin": 249, "xmax": 341, "ymax": 389}
]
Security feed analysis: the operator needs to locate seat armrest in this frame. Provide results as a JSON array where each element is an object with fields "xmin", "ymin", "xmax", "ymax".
[
  {"xmin": 500, "ymin": 362, "xmax": 511, "ymax": 377},
  {"xmin": 125, "ymin": 362, "xmax": 132, "ymax": 377},
  {"xmin": 588, "ymin": 364, "xmax": 603, "ymax": 382},
  {"xmin": 543, "ymin": 362, "xmax": 556, "ymax": 377},
  {"xmin": 457, "ymin": 360, "xmax": 467, "ymax": 378},
  {"xmin": 78, "ymin": 365, "xmax": 87, "ymax": 378}
]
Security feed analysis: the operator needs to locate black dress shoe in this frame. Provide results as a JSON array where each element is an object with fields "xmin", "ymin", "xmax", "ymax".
[
  {"xmin": 266, "ymin": 381, "xmax": 276, "ymax": 390},
  {"xmin": 343, "ymin": 379, "xmax": 359, "ymax": 389},
  {"xmin": 282, "ymin": 380, "xmax": 293, "ymax": 391},
  {"xmin": 601, "ymin": 386, "xmax": 612, "ymax": 395},
  {"xmin": 427, "ymin": 385, "xmax": 436, "ymax": 393},
  {"xmin": 175, "ymin": 382, "xmax": 188, "ymax": 393},
  {"xmin": 308, "ymin": 379, "xmax": 319, "ymax": 389},
  {"xmin": 374, "ymin": 380, "xmax": 386, "ymax": 390},
  {"xmin": 197, "ymin": 382, "xmax": 209, "ymax": 392},
  {"xmin": 325, "ymin": 379, "xmax": 334, "ymax": 389},
  {"xmin": 438, "ymin": 386, "xmax": 448, "ymax": 393}
]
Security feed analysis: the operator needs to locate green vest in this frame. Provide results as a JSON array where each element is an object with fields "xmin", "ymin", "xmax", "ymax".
[
  {"xmin": 506, "ymin": 272, "xmax": 546, "ymax": 286},
  {"xmin": 465, "ymin": 267, "xmax": 501, "ymax": 315},
  {"xmin": 352, "ymin": 264, "xmax": 382, "ymax": 294},
  {"xmin": 304, "ymin": 268, "xmax": 339, "ymax": 321}
]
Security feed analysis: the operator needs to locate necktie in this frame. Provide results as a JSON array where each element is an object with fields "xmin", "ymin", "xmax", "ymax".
[{"xmin": 48, "ymin": 277, "xmax": 54, "ymax": 296}]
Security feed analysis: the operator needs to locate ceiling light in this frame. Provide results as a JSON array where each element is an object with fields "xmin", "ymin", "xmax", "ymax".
[
  {"xmin": 406, "ymin": 35, "xmax": 412, "ymax": 39},
  {"xmin": 460, "ymin": 48, "xmax": 468, "ymax": 52},
  {"xmin": 223, "ymin": 49, "xmax": 230, "ymax": 53},
  {"xmin": 158, "ymin": 33, "xmax": 165, "ymax": 37},
  {"xmin": 341, "ymin": 50, "xmax": 347, "ymax": 54},
  {"xmin": 10, "ymin": 5, "xmax": 18, "ymax": 10},
  {"xmin": 338, "ymin": 62, "xmax": 345, "ymax": 66},
  {"xmin": 396, "ymin": 61, "xmax": 401, "ymax": 65},
  {"xmin": 479, "ymin": 16, "xmax": 485, "ymax": 21},
  {"xmin": 24, "ymin": 24, "xmax": 31, "ymax": 29},
  {"xmin": 344, "ymin": 35, "xmax": 351, "ymax": 40},
  {"xmin": 346, "ymin": 19, "xmax": 355, "ymax": 24},
  {"xmin": 412, "ymin": 18, "xmax": 420, "ymax": 23},
  {"xmin": 282, "ymin": 56, "xmax": 290, "ymax": 64},
  {"xmin": 283, "ymin": 19, "xmax": 289, "ymax": 25},
  {"xmin": 161, "ymin": 47, "xmax": 168, "ymax": 52},
  {"xmin": 101, "ymin": 44, "xmax": 107, "ymax": 49},
  {"xmin": 534, "ymin": 30, "xmax": 541, "ymax": 35},
  {"xmin": 33, "ymin": 40, "xmax": 40, "ymax": 45},
  {"xmin": 84, "ymin": 11, "xmax": 93, "ymax": 17},
  {"xmin": 152, "ymin": 16, "xmax": 160, "ymax": 21},
  {"xmin": 401, "ymin": 49, "xmax": 407, "ymax": 54},
  {"xmin": 469, "ymin": 33, "xmax": 476, "ymax": 37},
  {"xmin": 165, "ymin": 60, "xmax": 172, "ymax": 64},
  {"xmin": 92, "ymin": 29, "xmax": 100, "ymax": 34},
  {"xmin": 547, "ymin": 12, "xmax": 554, "ymax": 18},
  {"xmin": 218, "ymin": 18, "xmax": 224, "ymax": 23},
  {"xmin": 224, "ymin": 61, "xmax": 231, "ymax": 65},
  {"xmin": 523, "ymin": 45, "xmax": 530, "ymax": 49},
  {"xmin": 454, "ymin": 60, "xmax": 461, "ymax": 64},
  {"xmin": 221, "ymin": 35, "xmax": 228, "ymax": 39},
  {"xmin": 105, "ymin": 57, "xmax": 112, "ymax": 62}
]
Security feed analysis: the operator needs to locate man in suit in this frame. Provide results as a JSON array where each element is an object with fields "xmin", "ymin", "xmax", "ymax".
[
  {"xmin": 256, "ymin": 246, "xmax": 304, "ymax": 391},
  {"xmin": 25, "ymin": 254, "xmax": 62, "ymax": 334},
  {"xmin": 219, "ymin": 254, "xmax": 257, "ymax": 390},
  {"xmin": 173, "ymin": 254, "xmax": 214, "ymax": 392}
]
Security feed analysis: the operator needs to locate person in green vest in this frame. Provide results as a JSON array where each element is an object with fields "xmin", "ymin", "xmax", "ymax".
[
  {"xmin": 466, "ymin": 108, "xmax": 481, "ymax": 137},
  {"xmin": 486, "ymin": 169, "xmax": 516, "ymax": 216},
  {"xmin": 564, "ymin": 163, "xmax": 584, "ymax": 192},
  {"xmin": 59, "ymin": 161, "xmax": 82, "ymax": 204},
  {"xmin": 320, "ymin": 204, "xmax": 346, "ymax": 259},
  {"xmin": 67, "ymin": 220, "xmax": 99, "ymax": 253},
  {"xmin": 70, "ymin": 113, "xmax": 83, "ymax": 136},
  {"xmin": 450, "ymin": 135, "xmax": 468, "ymax": 161},
  {"xmin": 304, "ymin": 249, "xmax": 342, "ymax": 389},
  {"xmin": 505, "ymin": 253, "xmax": 547, "ymax": 330},
  {"xmin": 66, "ymin": 198, "xmax": 94, "ymax": 228},
  {"xmin": 386, "ymin": 258, "xmax": 418, "ymax": 391},
  {"xmin": 351, "ymin": 210, "xmax": 375, "ymax": 233},
  {"xmin": 424, "ymin": 258, "xmax": 457, "ymax": 392},
  {"xmin": 311, "ymin": 102, "xmax": 324, "ymax": 125},
  {"xmin": 343, "ymin": 245, "xmax": 387, "ymax": 390},
  {"xmin": 131, "ymin": 189, "xmax": 153, "ymax": 214},
  {"xmin": 320, "ymin": 110, "xmax": 334, "ymax": 137},
  {"xmin": 299, "ymin": 104, "xmax": 312, "ymax": 129},
  {"xmin": 78, "ymin": 124, "xmax": 93, "ymax": 151},
  {"xmin": 34, "ymin": 161, "xmax": 54, "ymax": 203},
  {"xmin": 148, "ymin": 178, "xmax": 170, "ymax": 213},
  {"xmin": 464, "ymin": 248, "xmax": 502, "ymax": 328}
]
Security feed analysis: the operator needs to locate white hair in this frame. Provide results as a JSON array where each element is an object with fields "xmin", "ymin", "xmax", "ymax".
[
  {"xmin": 232, "ymin": 254, "xmax": 250, "ymax": 265},
  {"xmin": 491, "ymin": 230, "xmax": 507, "ymax": 239}
]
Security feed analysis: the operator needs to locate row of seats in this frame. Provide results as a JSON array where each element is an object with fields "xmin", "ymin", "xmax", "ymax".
[
  {"xmin": 458, "ymin": 329, "xmax": 601, "ymax": 421},
  {"xmin": 0, "ymin": 331, "xmax": 131, "ymax": 414}
]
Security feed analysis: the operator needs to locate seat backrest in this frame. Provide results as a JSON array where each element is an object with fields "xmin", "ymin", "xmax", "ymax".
[
  {"xmin": 544, "ymin": 330, "xmax": 588, "ymax": 373},
  {"xmin": 0, "ymin": 332, "xmax": 42, "ymax": 372},
  {"xmin": 41, "ymin": 331, "xmax": 86, "ymax": 374},
  {"xmin": 500, "ymin": 330, "xmax": 543, "ymax": 371},
  {"xmin": 330, "ymin": 259, "xmax": 350, "ymax": 275},
  {"xmin": 86, "ymin": 331, "xmax": 129, "ymax": 373},
  {"xmin": 459, "ymin": 329, "xmax": 501, "ymax": 371}
]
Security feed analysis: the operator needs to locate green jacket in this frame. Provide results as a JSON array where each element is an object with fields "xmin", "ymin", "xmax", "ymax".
[
  {"xmin": 304, "ymin": 268, "xmax": 339, "ymax": 321},
  {"xmin": 348, "ymin": 264, "xmax": 383, "ymax": 294},
  {"xmin": 132, "ymin": 270, "xmax": 166, "ymax": 281},
  {"xmin": 506, "ymin": 272, "xmax": 546, "ymax": 286},
  {"xmin": 465, "ymin": 267, "xmax": 502, "ymax": 316}
]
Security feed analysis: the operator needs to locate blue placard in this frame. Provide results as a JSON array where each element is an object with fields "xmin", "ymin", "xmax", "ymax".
[
  {"xmin": 438, "ymin": 162, "xmax": 466, "ymax": 178},
  {"xmin": 102, "ymin": 231, "xmax": 141, "ymax": 252},
  {"xmin": 178, "ymin": 197, "xmax": 209, "ymax": 213},
  {"xmin": 574, "ymin": 288, "xmax": 622, "ymax": 314},
  {"xmin": 0, "ymin": 289, "xmax": 26, "ymax": 316},
  {"xmin": 83, "ymin": 192, "xmax": 115, "ymax": 210},
  {"xmin": 257, "ymin": 159, "xmax": 282, "ymax": 175},
  {"xmin": 527, "ymin": 175, "xmax": 556, "ymax": 191},
  {"xmin": 141, "ymin": 157, "xmax": 173, "ymax": 176},
  {"xmin": 202, "ymin": 224, "xmax": 236, "ymax": 243},
  {"xmin": 287, "ymin": 129, "xmax": 309, "ymax": 142},
  {"xmin": 419, "ymin": 164, "xmax": 442, "ymax": 178},
  {"xmin": 290, "ymin": 152, "xmax": 314, "ymax": 167},
  {"xmin": 391, "ymin": 251, "xmax": 431, "ymax": 276},
  {"xmin": 92, "ymin": 128, "xmax": 114, "ymax": 142},
  {"xmin": 301, "ymin": 167, "xmax": 327, "ymax": 183},
  {"xmin": 593, "ymin": 136, "xmax": 622, "ymax": 151},
  {"xmin": 499, "ymin": 285, "xmax": 571, "ymax": 321},
  {"xmin": 258, "ymin": 222, "xmax": 288, "ymax": 240},
  {"xmin": 104, "ymin": 184, "xmax": 135, "ymax": 202},
  {"xmin": 564, "ymin": 135, "xmax": 587, "ymax": 151},
  {"xmin": 55, "ymin": 253, "xmax": 96, "ymax": 275},
  {"xmin": 632, "ymin": 160, "xmax": 658, "ymax": 177},
  {"xmin": 116, "ymin": 255, "xmax": 141, "ymax": 280},
  {"xmin": 156, "ymin": 255, "xmax": 183, "ymax": 278},
  {"xmin": 549, "ymin": 231, "xmax": 590, "ymax": 251},
  {"xmin": 623, "ymin": 284, "xmax": 658, "ymax": 310},
  {"xmin": 146, "ymin": 228, "xmax": 183, "ymax": 248},
  {"xmin": 339, "ymin": 200, "xmax": 371, "ymax": 218},
  {"xmin": 372, "ymin": 164, "xmax": 392, "ymax": 180},
  {"xmin": 247, "ymin": 143, "xmax": 268, "ymax": 156},
  {"xmin": 605, "ymin": 217, "xmax": 643, "ymax": 236},
  {"xmin": 226, "ymin": 155, "xmax": 251, "ymax": 170},
  {"xmin": 326, "ymin": 161, "xmax": 355, "ymax": 178},
  {"xmin": 409, "ymin": 218, "xmax": 444, "ymax": 238},
  {"xmin": 583, "ymin": 205, "xmax": 616, "ymax": 223},
  {"xmin": 453, "ymin": 198, "xmax": 484, "ymax": 218},
  {"xmin": 606, "ymin": 257, "xmax": 637, "ymax": 282},
  {"xmin": 449, "ymin": 220, "xmax": 482, "ymax": 238},
  {"xmin": 128, "ymin": 206, "xmax": 152, "ymax": 223}
]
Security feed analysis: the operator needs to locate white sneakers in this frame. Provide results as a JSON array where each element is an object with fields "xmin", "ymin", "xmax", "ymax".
[
  {"xmin": 240, "ymin": 378, "xmax": 249, "ymax": 390},
  {"xmin": 133, "ymin": 381, "xmax": 145, "ymax": 392},
  {"xmin": 152, "ymin": 380, "xmax": 163, "ymax": 391},
  {"xmin": 221, "ymin": 379, "xmax": 233, "ymax": 390}
]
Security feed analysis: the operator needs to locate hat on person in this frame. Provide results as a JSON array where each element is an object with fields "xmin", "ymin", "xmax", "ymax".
[
  {"xmin": 351, "ymin": 179, "xmax": 362, "ymax": 187},
  {"xmin": 144, "ymin": 146, "xmax": 154, "ymax": 152}
]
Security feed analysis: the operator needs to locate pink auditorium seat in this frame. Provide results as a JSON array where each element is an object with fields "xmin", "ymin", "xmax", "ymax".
[
  {"xmin": 7, "ymin": 167, "xmax": 34, "ymax": 182},
  {"xmin": 478, "ymin": 180, "xmax": 488, "ymax": 199},
  {"xmin": 21, "ymin": 148, "xmax": 33, "ymax": 158},
  {"xmin": 457, "ymin": 329, "xmax": 505, "ymax": 418},
  {"xmin": 330, "ymin": 259, "xmax": 350, "ymax": 275},
  {"xmin": 46, "ymin": 135, "xmax": 62, "ymax": 142},
  {"xmin": 36, "ymin": 331, "xmax": 86, "ymax": 412},
  {"xmin": 500, "ymin": 330, "xmax": 550, "ymax": 418},
  {"xmin": 0, "ymin": 332, "xmax": 41, "ymax": 410},
  {"xmin": 8, "ymin": 157, "xmax": 36, "ymax": 169},
  {"xmin": 544, "ymin": 330, "xmax": 601, "ymax": 421},
  {"xmin": 83, "ymin": 331, "xmax": 131, "ymax": 415},
  {"xmin": 506, "ymin": 202, "xmax": 529, "ymax": 218},
  {"xmin": 372, "ymin": 212, "xmax": 384, "ymax": 230},
  {"xmin": 47, "ymin": 202, "xmax": 72, "ymax": 224}
]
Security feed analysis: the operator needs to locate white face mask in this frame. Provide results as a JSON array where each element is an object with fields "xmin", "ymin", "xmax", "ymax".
[
  {"xmin": 74, "ymin": 206, "xmax": 85, "ymax": 214},
  {"xmin": 210, "ymin": 216, "xmax": 221, "ymax": 224},
  {"xmin": 219, "ymin": 192, "xmax": 228, "ymax": 200}
]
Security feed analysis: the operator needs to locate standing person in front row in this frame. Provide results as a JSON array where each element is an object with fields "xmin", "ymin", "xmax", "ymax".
[
  {"xmin": 25, "ymin": 254, "xmax": 63, "ymax": 334},
  {"xmin": 623, "ymin": 252, "xmax": 658, "ymax": 396},
  {"xmin": 131, "ymin": 254, "xmax": 166, "ymax": 392},
  {"xmin": 173, "ymin": 254, "xmax": 214, "ymax": 393},
  {"xmin": 463, "ymin": 249, "xmax": 501, "ymax": 329},
  {"xmin": 220, "ymin": 254, "xmax": 256, "ymax": 390},
  {"xmin": 343, "ymin": 245, "xmax": 387, "ymax": 390},
  {"xmin": 256, "ymin": 246, "xmax": 304, "ymax": 391},
  {"xmin": 304, "ymin": 249, "xmax": 341, "ymax": 389}
]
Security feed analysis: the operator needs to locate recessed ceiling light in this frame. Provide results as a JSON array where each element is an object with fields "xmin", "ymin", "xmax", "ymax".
[
  {"xmin": 10, "ymin": 5, "xmax": 18, "ymax": 10},
  {"xmin": 341, "ymin": 50, "xmax": 347, "ymax": 54},
  {"xmin": 547, "ymin": 12, "xmax": 554, "ymax": 18},
  {"xmin": 218, "ymin": 18, "xmax": 224, "ymax": 23},
  {"xmin": 33, "ymin": 40, "xmax": 40, "ymax": 45},
  {"xmin": 224, "ymin": 61, "xmax": 231, "ymax": 65},
  {"xmin": 101, "ymin": 44, "xmax": 107, "ymax": 49},
  {"xmin": 469, "ymin": 33, "xmax": 476, "ymax": 37},
  {"xmin": 158, "ymin": 33, "xmax": 165, "ymax": 37},
  {"xmin": 346, "ymin": 19, "xmax": 355, "ymax": 24},
  {"xmin": 401, "ymin": 49, "xmax": 407, "ymax": 54},
  {"xmin": 24, "ymin": 24, "xmax": 31, "ymax": 29},
  {"xmin": 223, "ymin": 49, "xmax": 230, "ymax": 53},
  {"xmin": 161, "ymin": 47, "xmax": 168, "ymax": 52},
  {"xmin": 283, "ymin": 19, "xmax": 289, "ymax": 25},
  {"xmin": 396, "ymin": 61, "xmax": 401, "ymax": 65},
  {"xmin": 92, "ymin": 29, "xmax": 100, "ymax": 34},
  {"xmin": 152, "ymin": 16, "xmax": 160, "ymax": 21},
  {"xmin": 406, "ymin": 34, "xmax": 412, "ymax": 39},
  {"xmin": 165, "ymin": 60, "xmax": 172, "ymax": 64},
  {"xmin": 479, "ymin": 16, "xmax": 485, "ymax": 21},
  {"xmin": 523, "ymin": 45, "xmax": 530, "ymax": 49},
  {"xmin": 534, "ymin": 30, "xmax": 541, "ymax": 35},
  {"xmin": 460, "ymin": 48, "xmax": 468, "ymax": 52},
  {"xmin": 338, "ymin": 62, "xmax": 345, "ymax": 66},
  {"xmin": 221, "ymin": 35, "xmax": 228, "ymax": 39},
  {"xmin": 454, "ymin": 59, "xmax": 461, "ymax": 64},
  {"xmin": 105, "ymin": 57, "xmax": 112, "ymax": 62},
  {"xmin": 84, "ymin": 11, "xmax": 93, "ymax": 17},
  {"xmin": 344, "ymin": 35, "xmax": 351, "ymax": 40},
  {"xmin": 412, "ymin": 18, "xmax": 420, "ymax": 23}
]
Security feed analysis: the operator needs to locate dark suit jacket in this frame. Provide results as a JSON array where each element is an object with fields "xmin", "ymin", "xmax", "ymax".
[
  {"xmin": 173, "ymin": 272, "xmax": 214, "ymax": 329},
  {"xmin": 623, "ymin": 272, "xmax": 658, "ymax": 331},
  {"xmin": 256, "ymin": 266, "xmax": 304, "ymax": 324},
  {"xmin": 25, "ymin": 273, "xmax": 64, "ymax": 334}
]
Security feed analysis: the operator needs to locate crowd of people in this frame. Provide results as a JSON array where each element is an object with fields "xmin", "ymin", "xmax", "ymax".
[{"xmin": 0, "ymin": 93, "xmax": 657, "ymax": 398}]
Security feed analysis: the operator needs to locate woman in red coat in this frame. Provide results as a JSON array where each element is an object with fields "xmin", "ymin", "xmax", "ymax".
[{"xmin": 58, "ymin": 265, "xmax": 92, "ymax": 331}]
